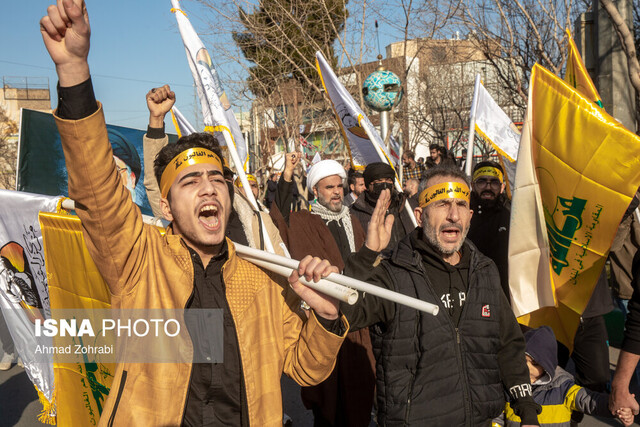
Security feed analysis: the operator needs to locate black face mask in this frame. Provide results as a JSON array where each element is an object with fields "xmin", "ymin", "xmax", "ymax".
[{"xmin": 369, "ymin": 182, "xmax": 395, "ymax": 202}]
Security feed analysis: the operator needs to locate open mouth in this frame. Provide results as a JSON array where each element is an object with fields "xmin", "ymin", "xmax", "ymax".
[
  {"xmin": 198, "ymin": 204, "xmax": 220, "ymax": 231},
  {"xmin": 440, "ymin": 225, "xmax": 462, "ymax": 242}
]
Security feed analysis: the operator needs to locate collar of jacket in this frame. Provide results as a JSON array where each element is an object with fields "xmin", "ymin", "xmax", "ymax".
[{"xmin": 163, "ymin": 224, "xmax": 240, "ymax": 289}]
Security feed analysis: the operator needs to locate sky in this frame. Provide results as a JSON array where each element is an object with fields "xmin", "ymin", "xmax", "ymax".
[
  {"xmin": 2, "ymin": 0, "xmax": 398, "ymax": 131},
  {"xmin": 2, "ymin": 0, "xmax": 235, "ymax": 131}
]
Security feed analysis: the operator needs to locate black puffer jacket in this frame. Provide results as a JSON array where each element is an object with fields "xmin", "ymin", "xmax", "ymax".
[{"xmin": 343, "ymin": 230, "xmax": 540, "ymax": 426}]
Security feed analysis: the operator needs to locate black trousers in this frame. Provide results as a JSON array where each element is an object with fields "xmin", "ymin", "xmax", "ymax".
[
  {"xmin": 558, "ymin": 315, "xmax": 610, "ymax": 392},
  {"xmin": 0, "ymin": 310, "xmax": 14, "ymax": 355}
]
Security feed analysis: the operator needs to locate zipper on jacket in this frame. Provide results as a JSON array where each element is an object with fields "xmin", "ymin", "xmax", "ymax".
[
  {"xmin": 452, "ymin": 263, "xmax": 474, "ymax": 426},
  {"xmin": 403, "ymin": 313, "xmax": 420, "ymax": 426},
  {"xmin": 454, "ymin": 327, "xmax": 472, "ymax": 425},
  {"xmin": 180, "ymin": 283, "xmax": 197, "ymax": 423},
  {"xmin": 107, "ymin": 370, "xmax": 128, "ymax": 427},
  {"xmin": 421, "ymin": 269, "xmax": 474, "ymax": 425}
]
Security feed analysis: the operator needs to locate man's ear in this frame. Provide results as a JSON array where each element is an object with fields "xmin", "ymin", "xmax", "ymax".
[
  {"xmin": 312, "ymin": 186, "xmax": 319, "ymax": 199},
  {"xmin": 500, "ymin": 181, "xmax": 507, "ymax": 194},
  {"xmin": 414, "ymin": 207, "xmax": 423, "ymax": 226},
  {"xmin": 160, "ymin": 197, "xmax": 174, "ymax": 222}
]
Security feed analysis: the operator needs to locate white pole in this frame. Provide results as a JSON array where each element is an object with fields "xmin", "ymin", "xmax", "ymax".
[
  {"xmin": 234, "ymin": 243, "xmax": 439, "ymax": 315},
  {"xmin": 217, "ymin": 118, "xmax": 275, "ymax": 254},
  {"xmin": 360, "ymin": 120, "xmax": 418, "ymax": 228},
  {"xmin": 466, "ymin": 74, "xmax": 481, "ymax": 177},
  {"xmin": 245, "ymin": 256, "xmax": 358, "ymax": 304}
]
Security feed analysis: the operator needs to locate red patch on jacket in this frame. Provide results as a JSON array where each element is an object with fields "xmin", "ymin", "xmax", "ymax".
[{"xmin": 481, "ymin": 304, "xmax": 491, "ymax": 318}]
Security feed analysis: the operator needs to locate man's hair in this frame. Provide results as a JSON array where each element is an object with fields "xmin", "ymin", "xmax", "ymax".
[
  {"xmin": 418, "ymin": 165, "xmax": 471, "ymax": 195},
  {"xmin": 473, "ymin": 160, "xmax": 504, "ymax": 175},
  {"xmin": 429, "ymin": 144, "xmax": 440, "ymax": 151},
  {"xmin": 153, "ymin": 132, "xmax": 231, "ymax": 200},
  {"xmin": 403, "ymin": 150, "xmax": 415, "ymax": 160},
  {"xmin": 348, "ymin": 171, "xmax": 363, "ymax": 187}
]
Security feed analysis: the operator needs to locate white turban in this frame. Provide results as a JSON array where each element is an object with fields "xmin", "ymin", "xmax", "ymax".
[{"xmin": 307, "ymin": 160, "xmax": 346, "ymax": 192}]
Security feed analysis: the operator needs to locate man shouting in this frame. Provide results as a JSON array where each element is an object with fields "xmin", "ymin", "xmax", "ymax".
[{"xmin": 40, "ymin": 1, "xmax": 347, "ymax": 425}]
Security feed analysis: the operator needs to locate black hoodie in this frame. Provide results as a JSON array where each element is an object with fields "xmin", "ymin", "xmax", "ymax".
[
  {"xmin": 410, "ymin": 227, "xmax": 470, "ymax": 325},
  {"xmin": 524, "ymin": 326, "xmax": 558, "ymax": 384}
]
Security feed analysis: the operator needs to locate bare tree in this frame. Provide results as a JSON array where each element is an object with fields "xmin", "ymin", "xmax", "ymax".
[
  {"xmin": 0, "ymin": 106, "xmax": 18, "ymax": 190},
  {"xmin": 195, "ymin": 0, "xmax": 462, "ymax": 169},
  {"xmin": 197, "ymin": 0, "xmax": 365, "ymax": 171},
  {"xmin": 599, "ymin": 0, "xmax": 640, "ymax": 94},
  {"xmin": 460, "ymin": 0, "xmax": 589, "ymax": 110}
]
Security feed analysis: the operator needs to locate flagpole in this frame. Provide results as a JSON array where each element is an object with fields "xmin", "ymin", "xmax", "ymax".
[
  {"xmin": 219, "ymin": 127, "xmax": 277, "ymax": 254},
  {"xmin": 234, "ymin": 243, "xmax": 439, "ymax": 315},
  {"xmin": 171, "ymin": 1, "xmax": 275, "ymax": 253},
  {"xmin": 466, "ymin": 74, "xmax": 481, "ymax": 177},
  {"xmin": 360, "ymin": 120, "xmax": 418, "ymax": 227}
]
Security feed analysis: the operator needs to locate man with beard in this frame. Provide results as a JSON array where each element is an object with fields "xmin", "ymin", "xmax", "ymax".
[
  {"xmin": 403, "ymin": 178, "xmax": 420, "ymax": 209},
  {"xmin": 350, "ymin": 162, "xmax": 414, "ymax": 255},
  {"xmin": 401, "ymin": 150, "xmax": 425, "ymax": 184},
  {"xmin": 273, "ymin": 158, "xmax": 375, "ymax": 427},
  {"xmin": 39, "ymin": 2, "xmax": 347, "ymax": 425},
  {"xmin": 425, "ymin": 143, "xmax": 442, "ymax": 168},
  {"xmin": 343, "ymin": 170, "xmax": 365, "ymax": 208},
  {"xmin": 467, "ymin": 161, "xmax": 511, "ymax": 297},
  {"xmin": 342, "ymin": 165, "xmax": 540, "ymax": 426}
]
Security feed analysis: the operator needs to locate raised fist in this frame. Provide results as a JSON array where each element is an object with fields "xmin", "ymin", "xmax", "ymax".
[
  {"xmin": 40, "ymin": 0, "xmax": 91, "ymax": 87},
  {"xmin": 146, "ymin": 85, "xmax": 176, "ymax": 127}
]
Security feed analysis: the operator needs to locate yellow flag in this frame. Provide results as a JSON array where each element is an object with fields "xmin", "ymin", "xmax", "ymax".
[
  {"xmin": 564, "ymin": 29, "xmax": 603, "ymax": 107},
  {"xmin": 40, "ymin": 213, "xmax": 114, "ymax": 426},
  {"xmin": 515, "ymin": 64, "xmax": 640, "ymax": 349}
]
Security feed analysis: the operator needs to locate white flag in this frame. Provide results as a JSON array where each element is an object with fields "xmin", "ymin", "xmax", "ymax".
[
  {"xmin": 474, "ymin": 83, "xmax": 520, "ymax": 162},
  {"xmin": 170, "ymin": 105, "xmax": 197, "ymax": 138},
  {"xmin": 315, "ymin": 52, "xmax": 394, "ymax": 169},
  {"xmin": 171, "ymin": 0, "xmax": 249, "ymax": 171},
  {"xmin": 507, "ymin": 100, "xmax": 554, "ymax": 316},
  {"xmin": 315, "ymin": 52, "xmax": 417, "ymax": 227},
  {"xmin": 473, "ymin": 83, "xmax": 520, "ymax": 194},
  {"xmin": 0, "ymin": 190, "xmax": 60, "ymax": 420}
]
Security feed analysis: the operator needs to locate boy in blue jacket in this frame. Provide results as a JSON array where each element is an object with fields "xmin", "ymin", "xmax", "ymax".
[{"xmin": 495, "ymin": 326, "xmax": 634, "ymax": 426}]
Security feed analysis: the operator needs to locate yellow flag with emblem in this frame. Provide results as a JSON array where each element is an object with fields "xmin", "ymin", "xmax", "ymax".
[
  {"xmin": 40, "ymin": 212, "xmax": 114, "ymax": 426},
  {"xmin": 564, "ymin": 29, "xmax": 603, "ymax": 108},
  {"xmin": 511, "ymin": 64, "xmax": 640, "ymax": 349}
]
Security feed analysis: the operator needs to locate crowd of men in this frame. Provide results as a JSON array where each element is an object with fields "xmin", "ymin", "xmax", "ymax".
[{"xmin": 3, "ymin": 1, "xmax": 640, "ymax": 426}]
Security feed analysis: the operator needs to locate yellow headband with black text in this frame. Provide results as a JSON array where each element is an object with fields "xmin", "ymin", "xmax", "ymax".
[
  {"xmin": 160, "ymin": 148, "xmax": 224, "ymax": 198},
  {"xmin": 234, "ymin": 174, "xmax": 257, "ymax": 187},
  {"xmin": 419, "ymin": 182, "xmax": 470, "ymax": 208},
  {"xmin": 472, "ymin": 166, "xmax": 503, "ymax": 183}
]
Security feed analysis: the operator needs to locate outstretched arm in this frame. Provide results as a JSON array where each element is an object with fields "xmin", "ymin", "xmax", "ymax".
[
  {"xmin": 341, "ymin": 189, "xmax": 396, "ymax": 331},
  {"xmin": 610, "ymin": 351, "xmax": 640, "ymax": 415},
  {"xmin": 143, "ymin": 85, "xmax": 175, "ymax": 217},
  {"xmin": 273, "ymin": 152, "xmax": 301, "ymax": 224},
  {"xmin": 42, "ymin": 0, "xmax": 146, "ymax": 295}
]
